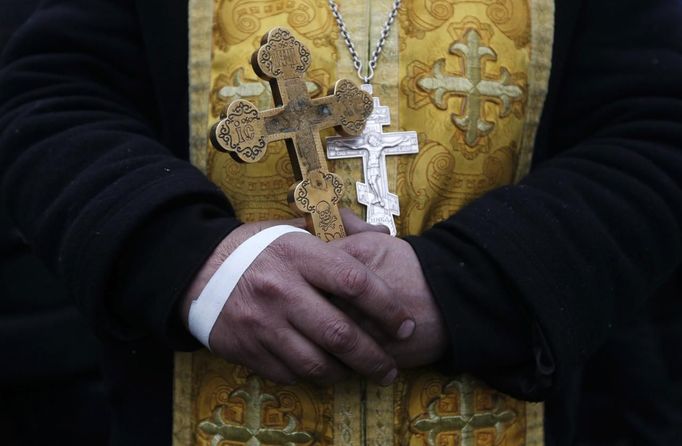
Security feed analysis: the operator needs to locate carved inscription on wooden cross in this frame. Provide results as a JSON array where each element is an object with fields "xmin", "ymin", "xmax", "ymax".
[
  {"xmin": 211, "ymin": 27, "xmax": 373, "ymax": 241},
  {"xmin": 417, "ymin": 28, "xmax": 524, "ymax": 146},
  {"xmin": 326, "ymin": 84, "xmax": 418, "ymax": 236}
]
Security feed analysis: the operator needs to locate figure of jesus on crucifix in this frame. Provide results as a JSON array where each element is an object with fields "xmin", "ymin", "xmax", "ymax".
[{"xmin": 327, "ymin": 84, "xmax": 419, "ymax": 236}]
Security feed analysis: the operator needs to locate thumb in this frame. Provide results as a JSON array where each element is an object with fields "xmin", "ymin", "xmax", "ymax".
[{"xmin": 340, "ymin": 208, "xmax": 390, "ymax": 235}]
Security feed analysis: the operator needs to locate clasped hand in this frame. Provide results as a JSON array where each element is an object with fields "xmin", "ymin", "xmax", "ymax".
[{"xmin": 181, "ymin": 210, "xmax": 447, "ymax": 386}]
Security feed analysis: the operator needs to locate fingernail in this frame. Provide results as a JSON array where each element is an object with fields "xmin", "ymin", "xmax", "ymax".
[
  {"xmin": 397, "ymin": 319, "xmax": 415, "ymax": 339},
  {"xmin": 380, "ymin": 368, "xmax": 398, "ymax": 386}
]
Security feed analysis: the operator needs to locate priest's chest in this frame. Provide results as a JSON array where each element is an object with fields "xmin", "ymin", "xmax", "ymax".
[{"xmin": 176, "ymin": 1, "xmax": 553, "ymax": 444}]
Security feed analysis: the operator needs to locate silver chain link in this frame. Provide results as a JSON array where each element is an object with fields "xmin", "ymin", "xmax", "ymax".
[{"xmin": 327, "ymin": 0, "xmax": 402, "ymax": 83}]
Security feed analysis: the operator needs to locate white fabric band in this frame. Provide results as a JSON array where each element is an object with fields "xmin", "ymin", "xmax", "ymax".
[{"xmin": 188, "ymin": 224, "xmax": 310, "ymax": 349}]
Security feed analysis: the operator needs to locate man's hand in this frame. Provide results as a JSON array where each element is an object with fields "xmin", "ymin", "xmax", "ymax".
[
  {"xmin": 330, "ymin": 232, "xmax": 448, "ymax": 369},
  {"xmin": 180, "ymin": 215, "xmax": 415, "ymax": 386}
]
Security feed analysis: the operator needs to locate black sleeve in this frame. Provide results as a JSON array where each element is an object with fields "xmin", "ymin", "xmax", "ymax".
[
  {"xmin": 407, "ymin": 0, "xmax": 682, "ymax": 400},
  {"xmin": 0, "ymin": 0, "xmax": 240, "ymax": 348}
]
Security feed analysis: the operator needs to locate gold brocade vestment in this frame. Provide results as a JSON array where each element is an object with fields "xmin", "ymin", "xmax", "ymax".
[{"xmin": 175, "ymin": 1, "xmax": 554, "ymax": 445}]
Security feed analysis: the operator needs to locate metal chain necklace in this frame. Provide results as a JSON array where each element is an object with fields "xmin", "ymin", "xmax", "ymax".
[
  {"xmin": 325, "ymin": 1, "xmax": 419, "ymax": 236},
  {"xmin": 327, "ymin": 0, "xmax": 401, "ymax": 84}
]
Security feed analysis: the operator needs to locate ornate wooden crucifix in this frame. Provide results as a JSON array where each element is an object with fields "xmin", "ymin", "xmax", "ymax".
[
  {"xmin": 210, "ymin": 27, "xmax": 373, "ymax": 241},
  {"xmin": 326, "ymin": 84, "xmax": 419, "ymax": 236}
]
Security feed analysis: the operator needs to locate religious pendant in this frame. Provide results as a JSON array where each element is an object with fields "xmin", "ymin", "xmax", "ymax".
[
  {"xmin": 209, "ymin": 28, "xmax": 373, "ymax": 241},
  {"xmin": 326, "ymin": 84, "xmax": 419, "ymax": 236}
]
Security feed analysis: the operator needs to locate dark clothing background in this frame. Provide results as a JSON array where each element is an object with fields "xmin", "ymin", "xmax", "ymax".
[
  {"xmin": 0, "ymin": 0, "xmax": 37, "ymax": 45},
  {"xmin": 0, "ymin": 1, "xmax": 109, "ymax": 445},
  {"xmin": 0, "ymin": 0, "xmax": 680, "ymax": 445}
]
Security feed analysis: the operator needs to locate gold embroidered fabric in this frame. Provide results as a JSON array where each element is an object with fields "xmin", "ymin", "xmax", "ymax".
[{"xmin": 175, "ymin": 1, "xmax": 554, "ymax": 445}]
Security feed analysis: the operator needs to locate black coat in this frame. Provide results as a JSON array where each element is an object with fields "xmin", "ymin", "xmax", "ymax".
[
  {"xmin": 0, "ymin": 1, "xmax": 109, "ymax": 444},
  {"xmin": 1, "ymin": 0, "xmax": 681, "ymax": 444}
]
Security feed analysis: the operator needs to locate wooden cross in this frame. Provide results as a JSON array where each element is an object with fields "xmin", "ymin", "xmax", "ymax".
[
  {"xmin": 326, "ymin": 84, "xmax": 419, "ymax": 236},
  {"xmin": 211, "ymin": 27, "xmax": 373, "ymax": 241}
]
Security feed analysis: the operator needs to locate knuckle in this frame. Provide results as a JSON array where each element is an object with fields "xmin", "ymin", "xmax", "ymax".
[
  {"xmin": 235, "ymin": 311, "xmax": 261, "ymax": 332},
  {"xmin": 338, "ymin": 264, "xmax": 371, "ymax": 297},
  {"xmin": 300, "ymin": 359, "xmax": 329, "ymax": 380},
  {"xmin": 322, "ymin": 319, "xmax": 358, "ymax": 354},
  {"xmin": 343, "ymin": 241, "xmax": 369, "ymax": 260},
  {"xmin": 230, "ymin": 299, "xmax": 265, "ymax": 331},
  {"xmin": 254, "ymin": 275, "xmax": 287, "ymax": 298}
]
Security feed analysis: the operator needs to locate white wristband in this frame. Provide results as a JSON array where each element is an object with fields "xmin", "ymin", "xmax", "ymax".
[{"xmin": 188, "ymin": 224, "xmax": 310, "ymax": 349}]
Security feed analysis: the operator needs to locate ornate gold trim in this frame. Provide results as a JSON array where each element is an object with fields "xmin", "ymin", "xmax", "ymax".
[
  {"xmin": 173, "ymin": 352, "xmax": 195, "ymax": 446},
  {"xmin": 333, "ymin": 378, "xmax": 364, "ymax": 446},
  {"xmin": 365, "ymin": 382, "xmax": 395, "ymax": 446},
  {"xmin": 525, "ymin": 402, "xmax": 546, "ymax": 445},
  {"xmin": 174, "ymin": 1, "xmax": 214, "ymax": 444},
  {"xmin": 518, "ymin": 0, "xmax": 555, "ymax": 442},
  {"xmin": 188, "ymin": 0, "xmax": 214, "ymax": 174},
  {"xmin": 514, "ymin": 0, "xmax": 555, "ymax": 182}
]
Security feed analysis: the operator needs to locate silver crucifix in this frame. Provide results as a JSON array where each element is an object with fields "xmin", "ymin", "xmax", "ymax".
[{"xmin": 326, "ymin": 84, "xmax": 419, "ymax": 236}]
